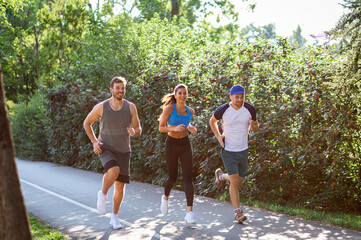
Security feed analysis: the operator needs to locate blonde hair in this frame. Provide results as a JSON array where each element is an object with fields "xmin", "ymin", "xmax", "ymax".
[{"xmin": 160, "ymin": 84, "xmax": 187, "ymax": 109}]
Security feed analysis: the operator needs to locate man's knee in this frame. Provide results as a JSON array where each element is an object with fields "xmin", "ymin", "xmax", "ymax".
[
  {"xmin": 238, "ymin": 176, "xmax": 244, "ymax": 186},
  {"xmin": 114, "ymin": 181, "xmax": 125, "ymax": 192},
  {"xmin": 107, "ymin": 166, "xmax": 120, "ymax": 178},
  {"xmin": 229, "ymin": 174, "xmax": 242, "ymax": 186}
]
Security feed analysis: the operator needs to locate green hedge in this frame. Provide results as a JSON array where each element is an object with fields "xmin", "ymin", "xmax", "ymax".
[
  {"xmin": 10, "ymin": 90, "xmax": 48, "ymax": 161},
  {"xmin": 129, "ymin": 39, "xmax": 360, "ymax": 213},
  {"xmin": 43, "ymin": 80, "xmax": 106, "ymax": 171}
]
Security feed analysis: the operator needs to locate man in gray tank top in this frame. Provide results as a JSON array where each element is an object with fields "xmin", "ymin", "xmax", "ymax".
[{"xmin": 83, "ymin": 76, "xmax": 142, "ymax": 229}]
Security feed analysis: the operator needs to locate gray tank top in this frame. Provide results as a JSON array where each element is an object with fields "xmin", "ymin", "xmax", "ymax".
[{"xmin": 100, "ymin": 99, "xmax": 131, "ymax": 153}]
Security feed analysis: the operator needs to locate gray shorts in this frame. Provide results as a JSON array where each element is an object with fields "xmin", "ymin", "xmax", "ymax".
[
  {"xmin": 99, "ymin": 145, "xmax": 130, "ymax": 183},
  {"xmin": 221, "ymin": 148, "xmax": 249, "ymax": 177}
]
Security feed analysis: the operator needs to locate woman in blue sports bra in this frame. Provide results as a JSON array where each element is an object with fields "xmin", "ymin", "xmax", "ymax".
[{"xmin": 158, "ymin": 84, "xmax": 198, "ymax": 224}]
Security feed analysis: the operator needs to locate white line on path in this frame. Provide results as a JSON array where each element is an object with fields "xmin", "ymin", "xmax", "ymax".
[{"xmin": 20, "ymin": 179, "xmax": 163, "ymax": 239}]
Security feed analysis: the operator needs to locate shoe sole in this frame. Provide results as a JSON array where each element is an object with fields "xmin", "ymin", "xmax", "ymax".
[
  {"xmin": 97, "ymin": 205, "xmax": 106, "ymax": 215},
  {"xmin": 110, "ymin": 221, "xmax": 123, "ymax": 229},
  {"xmin": 214, "ymin": 169, "xmax": 223, "ymax": 188},
  {"xmin": 160, "ymin": 195, "xmax": 169, "ymax": 215},
  {"xmin": 97, "ymin": 191, "xmax": 106, "ymax": 215},
  {"xmin": 112, "ymin": 225, "xmax": 123, "ymax": 230},
  {"xmin": 237, "ymin": 215, "xmax": 247, "ymax": 224},
  {"xmin": 185, "ymin": 218, "xmax": 196, "ymax": 224}
]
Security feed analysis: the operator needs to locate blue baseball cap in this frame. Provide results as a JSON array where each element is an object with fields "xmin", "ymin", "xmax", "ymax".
[{"xmin": 229, "ymin": 85, "xmax": 245, "ymax": 95}]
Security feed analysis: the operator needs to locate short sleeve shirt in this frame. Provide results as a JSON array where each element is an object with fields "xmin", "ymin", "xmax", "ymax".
[{"xmin": 214, "ymin": 102, "xmax": 257, "ymax": 152}]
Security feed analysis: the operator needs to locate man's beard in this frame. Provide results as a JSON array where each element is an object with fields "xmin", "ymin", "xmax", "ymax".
[
  {"xmin": 114, "ymin": 93, "xmax": 123, "ymax": 100},
  {"xmin": 234, "ymin": 101, "xmax": 243, "ymax": 108}
]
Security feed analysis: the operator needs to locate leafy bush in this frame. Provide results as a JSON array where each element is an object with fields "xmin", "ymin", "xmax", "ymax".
[
  {"xmin": 10, "ymin": 90, "xmax": 48, "ymax": 161},
  {"xmin": 128, "ymin": 38, "xmax": 360, "ymax": 213},
  {"xmin": 43, "ymin": 79, "xmax": 106, "ymax": 171}
]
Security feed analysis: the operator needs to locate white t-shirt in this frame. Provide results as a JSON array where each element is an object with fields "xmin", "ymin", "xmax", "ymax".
[{"xmin": 213, "ymin": 102, "xmax": 257, "ymax": 152}]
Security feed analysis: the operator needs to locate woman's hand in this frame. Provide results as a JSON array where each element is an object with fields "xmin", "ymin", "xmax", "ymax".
[
  {"xmin": 188, "ymin": 125, "xmax": 197, "ymax": 135},
  {"xmin": 174, "ymin": 124, "xmax": 187, "ymax": 132}
]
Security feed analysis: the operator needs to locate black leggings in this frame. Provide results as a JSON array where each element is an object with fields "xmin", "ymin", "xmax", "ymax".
[{"xmin": 164, "ymin": 135, "xmax": 194, "ymax": 207}]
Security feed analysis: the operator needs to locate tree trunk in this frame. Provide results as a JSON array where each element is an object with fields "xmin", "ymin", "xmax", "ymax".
[
  {"xmin": 172, "ymin": 0, "xmax": 179, "ymax": 16},
  {"xmin": 0, "ymin": 65, "xmax": 32, "ymax": 240}
]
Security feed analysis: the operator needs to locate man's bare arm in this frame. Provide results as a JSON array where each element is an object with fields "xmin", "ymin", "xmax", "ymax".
[
  {"xmin": 128, "ymin": 102, "xmax": 142, "ymax": 137},
  {"xmin": 83, "ymin": 103, "xmax": 103, "ymax": 154},
  {"xmin": 209, "ymin": 115, "xmax": 225, "ymax": 148}
]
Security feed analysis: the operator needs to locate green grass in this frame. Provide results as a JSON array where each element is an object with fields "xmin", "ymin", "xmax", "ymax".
[
  {"xmin": 29, "ymin": 213, "xmax": 67, "ymax": 240},
  {"xmin": 219, "ymin": 192, "xmax": 361, "ymax": 231}
]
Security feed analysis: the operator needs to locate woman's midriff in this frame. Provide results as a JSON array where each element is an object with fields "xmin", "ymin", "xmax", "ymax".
[{"xmin": 167, "ymin": 124, "xmax": 189, "ymax": 139}]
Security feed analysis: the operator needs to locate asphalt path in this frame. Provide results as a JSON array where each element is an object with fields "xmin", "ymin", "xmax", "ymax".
[{"xmin": 17, "ymin": 159, "xmax": 361, "ymax": 240}]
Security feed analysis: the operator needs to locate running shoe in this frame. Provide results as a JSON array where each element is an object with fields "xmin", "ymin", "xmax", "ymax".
[
  {"xmin": 184, "ymin": 211, "xmax": 196, "ymax": 224},
  {"xmin": 97, "ymin": 190, "xmax": 107, "ymax": 215},
  {"xmin": 235, "ymin": 209, "xmax": 247, "ymax": 224},
  {"xmin": 110, "ymin": 216, "xmax": 123, "ymax": 229},
  {"xmin": 214, "ymin": 168, "xmax": 224, "ymax": 188},
  {"xmin": 160, "ymin": 195, "xmax": 169, "ymax": 215}
]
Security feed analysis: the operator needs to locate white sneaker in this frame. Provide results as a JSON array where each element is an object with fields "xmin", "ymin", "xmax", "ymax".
[
  {"xmin": 110, "ymin": 216, "xmax": 123, "ymax": 230},
  {"xmin": 184, "ymin": 211, "xmax": 196, "ymax": 224},
  {"xmin": 160, "ymin": 195, "xmax": 168, "ymax": 215},
  {"xmin": 97, "ymin": 190, "xmax": 107, "ymax": 215}
]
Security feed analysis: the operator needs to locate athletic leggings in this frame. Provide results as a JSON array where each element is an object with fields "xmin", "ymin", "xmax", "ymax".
[{"xmin": 164, "ymin": 135, "xmax": 194, "ymax": 207}]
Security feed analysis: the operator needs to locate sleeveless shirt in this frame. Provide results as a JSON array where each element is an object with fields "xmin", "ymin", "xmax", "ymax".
[
  {"xmin": 167, "ymin": 104, "xmax": 191, "ymax": 126},
  {"xmin": 100, "ymin": 99, "xmax": 131, "ymax": 153}
]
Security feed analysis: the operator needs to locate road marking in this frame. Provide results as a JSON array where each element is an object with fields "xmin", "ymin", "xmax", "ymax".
[{"xmin": 20, "ymin": 179, "xmax": 163, "ymax": 239}]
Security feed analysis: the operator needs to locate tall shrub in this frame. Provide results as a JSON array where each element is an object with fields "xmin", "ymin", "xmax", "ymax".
[
  {"xmin": 10, "ymin": 90, "xmax": 48, "ymax": 161},
  {"xmin": 43, "ymin": 79, "xmax": 107, "ymax": 170},
  {"xmin": 129, "ymin": 38, "xmax": 360, "ymax": 213}
]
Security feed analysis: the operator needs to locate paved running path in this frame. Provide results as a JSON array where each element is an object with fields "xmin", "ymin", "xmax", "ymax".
[{"xmin": 17, "ymin": 159, "xmax": 361, "ymax": 240}]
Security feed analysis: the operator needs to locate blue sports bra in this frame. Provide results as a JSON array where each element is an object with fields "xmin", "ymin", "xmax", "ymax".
[{"xmin": 167, "ymin": 104, "xmax": 191, "ymax": 126}]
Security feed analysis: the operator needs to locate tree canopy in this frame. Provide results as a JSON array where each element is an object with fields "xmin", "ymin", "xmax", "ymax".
[{"xmin": 289, "ymin": 25, "xmax": 307, "ymax": 47}]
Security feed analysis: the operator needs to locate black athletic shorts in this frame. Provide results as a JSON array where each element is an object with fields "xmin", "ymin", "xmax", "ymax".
[{"xmin": 99, "ymin": 145, "xmax": 130, "ymax": 183}]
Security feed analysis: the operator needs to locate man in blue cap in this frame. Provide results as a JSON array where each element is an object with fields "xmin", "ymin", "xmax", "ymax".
[{"xmin": 209, "ymin": 84, "xmax": 259, "ymax": 223}]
